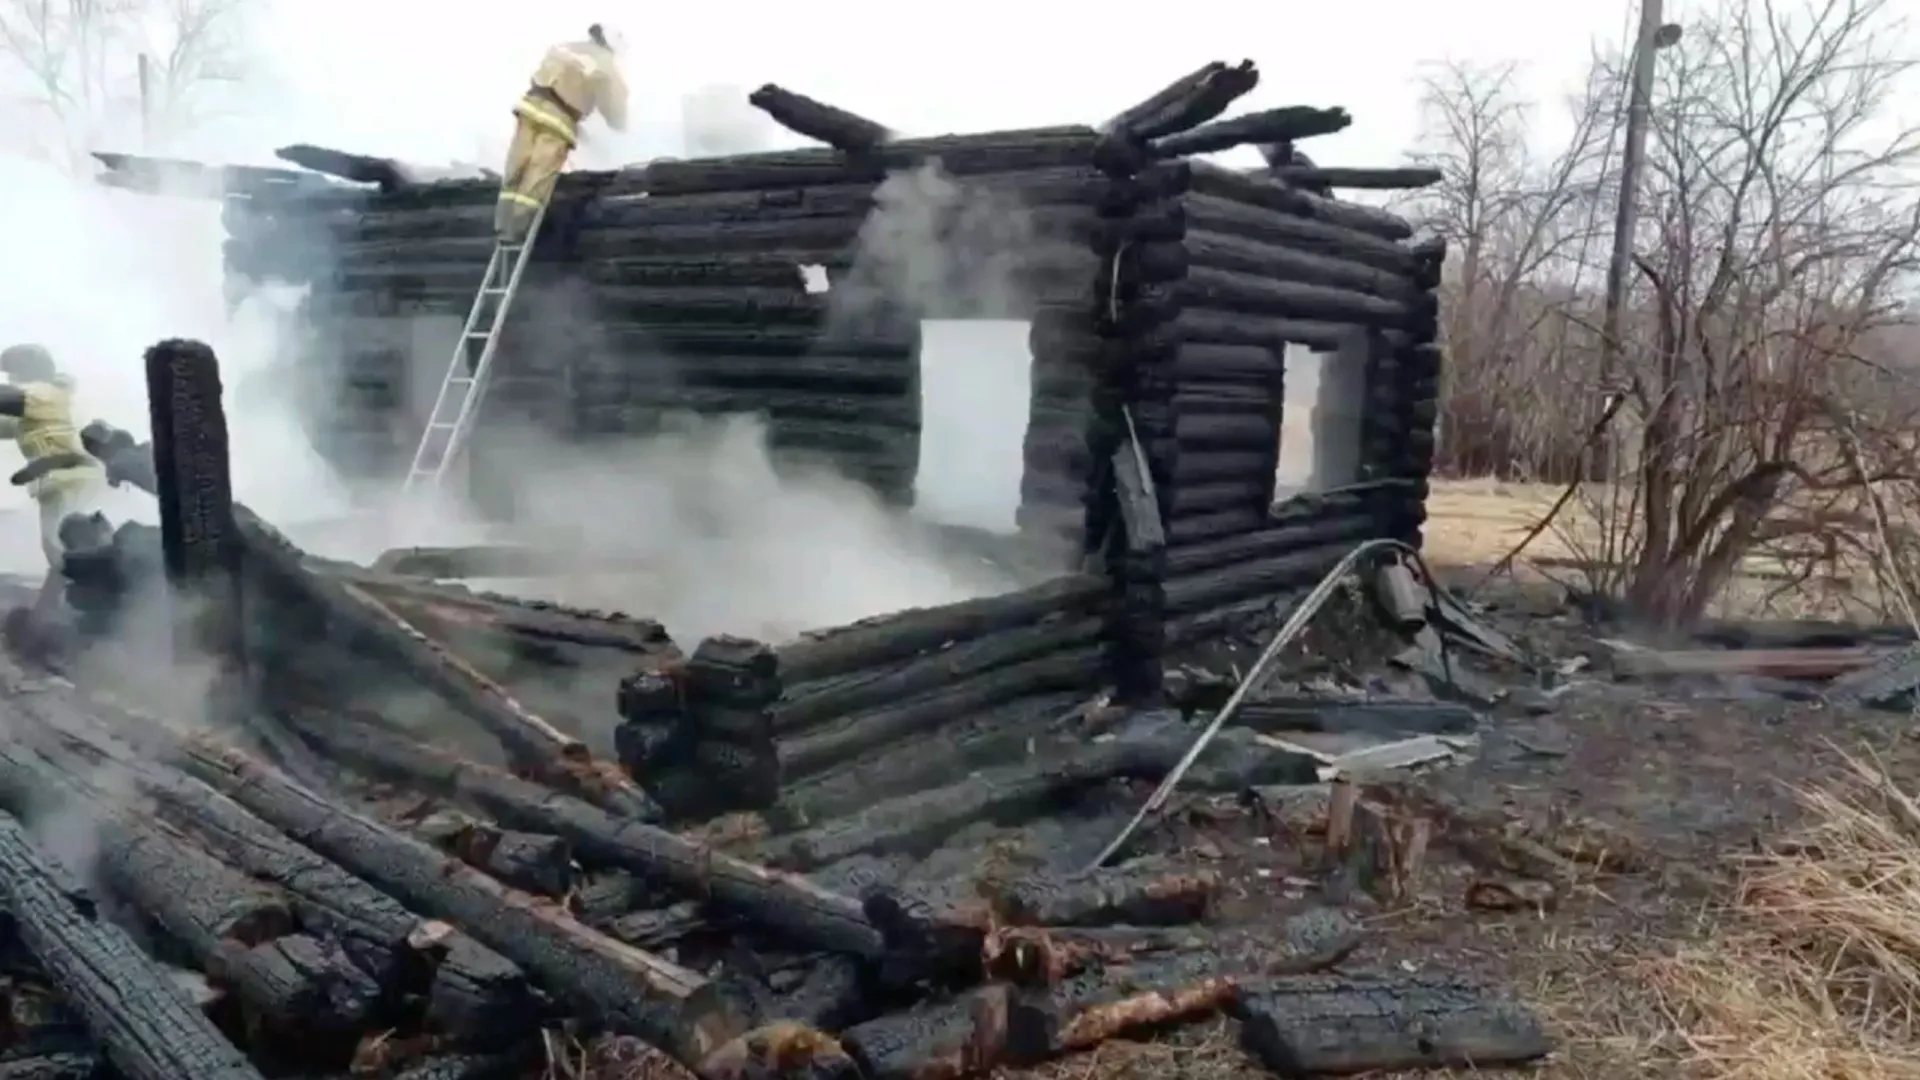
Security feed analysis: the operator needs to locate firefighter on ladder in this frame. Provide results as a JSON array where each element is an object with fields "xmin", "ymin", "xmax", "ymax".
[
  {"xmin": 497, "ymin": 24, "xmax": 630, "ymax": 243},
  {"xmin": 0, "ymin": 344, "xmax": 104, "ymax": 598}
]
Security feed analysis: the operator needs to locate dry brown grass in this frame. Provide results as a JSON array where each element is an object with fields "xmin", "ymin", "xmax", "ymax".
[{"xmin": 1629, "ymin": 754, "xmax": 1920, "ymax": 1080}]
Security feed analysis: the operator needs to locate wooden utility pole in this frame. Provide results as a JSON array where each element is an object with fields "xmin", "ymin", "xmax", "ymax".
[
  {"xmin": 1598, "ymin": 0, "xmax": 1679, "ymax": 381},
  {"xmin": 137, "ymin": 53, "xmax": 153, "ymax": 150}
]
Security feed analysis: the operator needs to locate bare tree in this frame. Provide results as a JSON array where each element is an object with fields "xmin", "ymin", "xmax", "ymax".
[
  {"xmin": 1401, "ymin": 59, "xmax": 1617, "ymax": 479},
  {"xmin": 0, "ymin": 0, "xmax": 250, "ymax": 165},
  {"xmin": 1595, "ymin": 0, "xmax": 1920, "ymax": 623}
]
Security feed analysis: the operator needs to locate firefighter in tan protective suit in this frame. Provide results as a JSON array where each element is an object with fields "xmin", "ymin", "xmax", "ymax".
[
  {"xmin": 0, "ymin": 344, "xmax": 104, "ymax": 577},
  {"xmin": 497, "ymin": 24, "xmax": 630, "ymax": 242}
]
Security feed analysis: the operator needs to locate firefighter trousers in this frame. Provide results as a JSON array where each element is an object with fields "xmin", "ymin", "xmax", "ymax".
[{"xmin": 495, "ymin": 117, "xmax": 573, "ymax": 242}]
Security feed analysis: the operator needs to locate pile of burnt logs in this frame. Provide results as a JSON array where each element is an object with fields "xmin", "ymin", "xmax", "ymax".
[{"xmin": 615, "ymin": 635, "xmax": 784, "ymax": 820}]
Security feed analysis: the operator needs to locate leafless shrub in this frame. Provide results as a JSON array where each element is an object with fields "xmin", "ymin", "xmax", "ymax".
[
  {"xmin": 1415, "ymin": 0, "xmax": 1920, "ymax": 626},
  {"xmin": 0, "ymin": 0, "xmax": 252, "ymax": 164}
]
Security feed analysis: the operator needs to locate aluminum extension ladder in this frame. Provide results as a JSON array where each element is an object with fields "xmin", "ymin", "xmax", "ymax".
[{"xmin": 400, "ymin": 200, "xmax": 550, "ymax": 494}]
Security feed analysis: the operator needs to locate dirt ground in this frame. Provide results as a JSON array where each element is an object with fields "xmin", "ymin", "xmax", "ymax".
[{"xmin": 1009, "ymin": 479, "xmax": 1920, "ymax": 1079}]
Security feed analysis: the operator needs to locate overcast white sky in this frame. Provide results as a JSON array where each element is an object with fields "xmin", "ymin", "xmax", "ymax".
[{"xmin": 188, "ymin": 0, "xmax": 1700, "ymax": 171}]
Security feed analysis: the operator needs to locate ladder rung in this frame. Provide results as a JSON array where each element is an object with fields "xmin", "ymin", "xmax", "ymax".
[
  {"xmin": 482, "ymin": 287, "xmax": 510, "ymax": 296},
  {"xmin": 428, "ymin": 422, "xmax": 457, "ymax": 431},
  {"xmin": 464, "ymin": 331, "xmax": 492, "ymax": 340},
  {"xmin": 447, "ymin": 376, "xmax": 474, "ymax": 385}
]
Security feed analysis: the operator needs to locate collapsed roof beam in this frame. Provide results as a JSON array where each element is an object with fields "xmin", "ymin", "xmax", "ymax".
[
  {"xmin": 1102, "ymin": 60, "xmax": 1260, "ymax": 143},
  {"xmin": 1150, "ymin": 105, "xmax": 1353, "ymax": 159},
  {"xmin": 1265, "ymin": 165, "xmax": 1444, "ymax": 191},
  {"xmin": 747, "ymin": 84, "xmax": 893, "ymax": 153}
]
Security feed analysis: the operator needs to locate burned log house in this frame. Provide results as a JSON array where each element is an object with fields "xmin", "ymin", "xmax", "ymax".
[{"xmin": 19, "ymin": 64, "xmax": 1504, "ymax": 1080}]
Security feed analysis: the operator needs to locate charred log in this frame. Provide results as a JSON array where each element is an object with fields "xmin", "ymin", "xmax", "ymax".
[
  {"xmin": 988, "ymin": 864, "xmax": 1219, "ymax": 927},
  {"xmin": 759, "ymin": 741, "xmax": 1141, "ymax": 869},
  {"xmin": 776, "ymin": 575, "xmax": 1105, "ymax": 683},
  {"xmin": 0, "ymin": 1054, "xmax": 99, "ymax": 1080},
  {"xmin": 411, "ymin": 811, "xmax": 576, "ymax": 899},
  {"xmin": 1265, "ymin": 165, "xmax": 1443, "ymax": 190},
  {"xmin": 0, "ymin": 812, "xmax": 263, "ymax": 1080},
  {"xmin": 781, "ymin": 644, "xmax": 1105, "ymax": 779},
  {"xmin": 1103, "ymin": 62, "xmax": 1259, "ymax": 144},
  {"xmin": 774, "ymin": 615, "xmax": 1103, "ymax": 735},
  {"xmin": 172, "ymin": 734, "xmax": 751, "ymax": 1063},
  {"xmin": 637, "ymin": 128, "xmax": 1099, "ymax": 195},
  {"xmin": 279, "ymin": 711, "xmax": 888, "ymax": 961},
  {"xmin": 232, "ymin": 505, "xmax": 659, "ymax": 821},
  {"xmin": 218, "ymin": 933, "xmax": 383, "ymax": 1039},
  {"xmin": 747, "ymin": 85, "xmax": 892, "ymax": 151},
  {"xmin": 1151, "ymin": 106, "xmax": 1352, "ymax": 158},
  {"xmin": 841, "ymin": 985, "xmax": 1012, "ymax": 1080},
  {"xmin": 0, "ymin": 673, "xmax": 532, "ymax": 1043}
]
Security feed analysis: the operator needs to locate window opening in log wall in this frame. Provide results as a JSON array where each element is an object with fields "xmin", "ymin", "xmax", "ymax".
[
  {"xmin": 913, "ymin": 318, "xmax": 1032, "ymax": 533},
  {"xmin": 1273, "ymin": 335, "xmax": 1365, "ymax": 501}
]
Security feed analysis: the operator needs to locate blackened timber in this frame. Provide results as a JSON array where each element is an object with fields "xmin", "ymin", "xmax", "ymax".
[
  {"xmin": 781, "ymin": 645, "xmax": 1106, "ymax": 779},
  {"xmin": 0, "ymin": 813, "xmax": 264, "ymax": 1080},
  {"xmin": 1150, "ymin": 105, "xmax": 1352, "ymax": 158},
  {"xmin": 231, "ymin": 505, "xmax": 659, "ymax": 820},
  {"xmin": 330, "ymin": 569, "xmax": 677, "ymax": 655},
  {"xmin": 0, "ymin": 676, "xmax": 532, "ymax": 1042},
  {"xmin": 1183, "ymin": 194, "xmax": 1413, "ymax": 273},
  {"xmin": 773, "ymin": 615, "xmax": 1103, "ymax": 734},
  {"xmin": 1164, "ymin": 542, "xmax": 1358, "ymax": 614},
  {"xmin": 221, "ymin": 933, "xmax": 382, "ymax": 1038},
  {"xmin": 0, "ymin": 1053, "xmax": 99, "ymax": 1079},
  {"xmin": 639, "ymin": 127, "xmax": 1100, "ymax": 195},
  {"xmin": 1165, "ymin": 516, "xmax": 1378, "ymax": 577},
  {"xmin": 757, "ymin": 743, "xmax": 1141, "ymax": 869},
  {"xmin": 747, "ymin": 84, "xmax": 892, "ymax": 151},
  {"xmin": 1266, "ymin": 165, "xmax": 1444, "ymax": 190},
  {"xmin": 1189, "ymin": 162, "xmax": 1413, "ymax": 241},
  {"xmin": 279, "ymin": 712, "xmax": 890, "ymax": 961},
  {"xmin": 172, "ymin": 735, "xmax": 752, "ymax": 1064},
  {"xmin": 1185, "ymin": 230, "xmax": 1422, "ymax": 302},
  {"xmin": 776, "ymin": 574, "xmax": 1104, "ymax": 683},
  {"xmin": 781, "ymin": 693, "xmax": 1086, "ymax": 823},
  {"xmin": 144, "ymin": 340, "xmax": 333, "ymax": 795},
  {"xmin": 1172, "ymin": 307, "xmax": 1351, "ymax": 354},
  {"xmin": 0, "ymin": 734, "xmax": 296, "ymax": 972},
  {"xmin": 1103, "ymin": 61, "xmax": 1259, "ymax": 143}
]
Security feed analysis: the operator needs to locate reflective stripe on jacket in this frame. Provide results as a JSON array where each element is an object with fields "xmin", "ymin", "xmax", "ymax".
[{"xmin": 9, "ymin": 379, "xmax": 100, "ymax": 499}]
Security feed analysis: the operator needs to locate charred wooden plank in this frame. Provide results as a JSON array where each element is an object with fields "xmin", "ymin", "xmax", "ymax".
[
  {"xmin": 988, "ymin": 864, "xmax": 1219, "ymax": 927},
  {"xmin": 172, "ymin": 735, "xmax": 750, "ymax": 1063},
  {"xmin": 233, "ymin": 505, "xmax": 659, "ymax": 820},
  {"xmin": 775, "ymin": 574, "xmax": 1104, "ymax": 683},
  {"xmin": 284, "ymin": 711, "xmax": 887, "ymax": 960},
  {"xmin": 1229, "ymin": 972, "xmax": 1552, "ymax": 1074},
  {"xmin": 782, "ymin": 645, "xmax": 1105, "ymax": 779},
  {"xmin": 760, "ymin": 742, "xmax": 1139, "ymax": 869},
  {"xmin": 774, "ymin": 616, "xmax": 1103, "ymax": 735},
  {"xmin": 0, "ymin": 812, "xmax": 263, "ymax": 1080},
  {"xmin": 337, "ymin": 570, "xmax": 678, "ymax": 655}
]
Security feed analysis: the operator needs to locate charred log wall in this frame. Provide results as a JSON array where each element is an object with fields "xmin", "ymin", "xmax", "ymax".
[
  {"xmin": 767, "ymin": 572, "xmax": 1110, "ymax": 813},
  {"xmin": 1138, "ymin": 163, "xmax": 1441, "ymax": 660}
]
